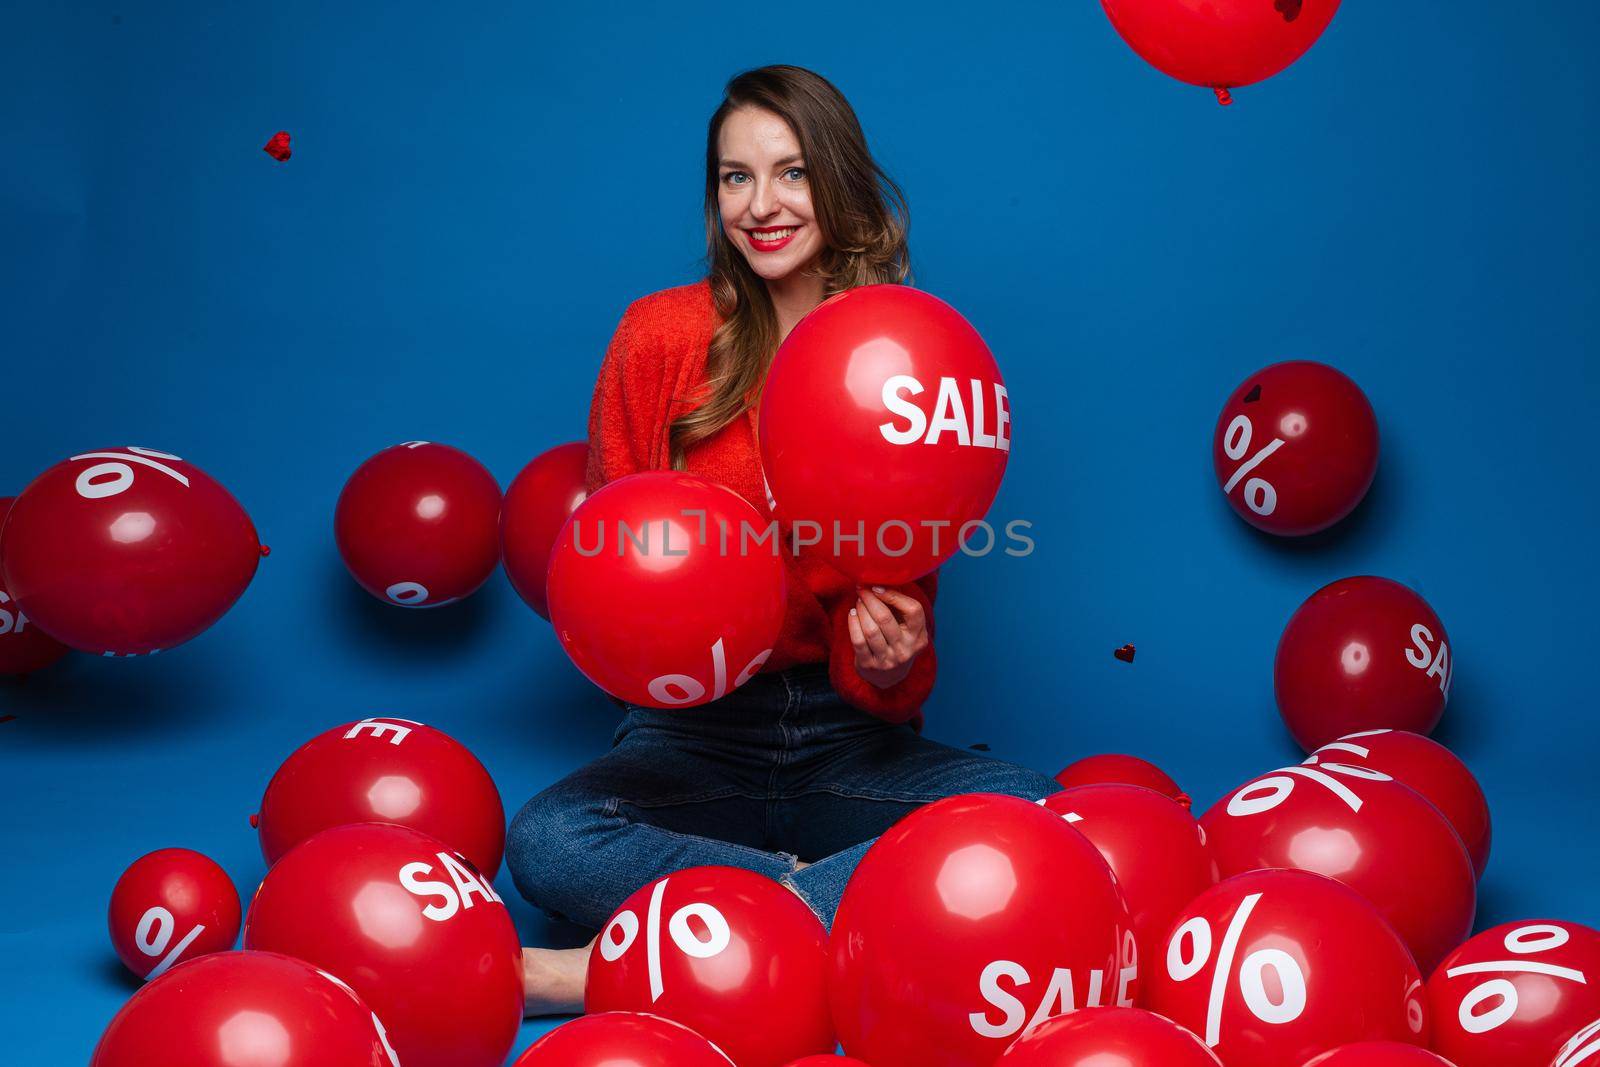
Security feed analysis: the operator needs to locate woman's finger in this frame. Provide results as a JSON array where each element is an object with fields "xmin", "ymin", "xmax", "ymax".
[
  {"xmin": 847, "ymin": 606, "xmax": 869, "ymax": 654},
  {"xmin": 871, "ymin": 587, "xmax": 925, "ymax": 634},
  {"xmin": 853, "ymin": 600, "xmax": 892, "ymax": 659},
  {"xmin": 857, "ymin": 588, "xmax": 904, "ymax": 647}
]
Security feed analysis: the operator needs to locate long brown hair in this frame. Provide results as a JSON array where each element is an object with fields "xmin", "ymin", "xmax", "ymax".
[{"xmin": 669, "ymin": 64, "xmax": 911, "ymax": 469}]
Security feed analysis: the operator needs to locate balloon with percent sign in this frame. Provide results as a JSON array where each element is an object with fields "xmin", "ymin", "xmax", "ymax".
[
  {"xmin": 1054, "ymin": 753, "xmax": 1192, "ymax": 808},
  {"xmin": 1554, "ymin": 1017, "xmax": 1600, "ymax": 1067},
  {"xmin": 997, "ymin": 1007, "xmax": 1223, "ymax": 1066},
  {"xmin": 253, "ymin": 716, "xmax": 506, "ymax": 877},
  {"xmin": 1100, "ymin": 0, "xmax": 1342, "ymax": 105},
  {"xmin": 1426, "ymin": 920, "xmax": 1600, "ymax": 1067},
  {"xmin": 335, "ymin": 441, "xmax": 502, "ymax": 608},
  {"xmin": 546, "ymin": 471, "xmax": 787, "ymax": 709},
  {"xmin": 108, "ymin": 848, "xmax": 240, "ymax": 981},
  {"xmin": 831, "ymin": 793, "xmax": 1131, "ymax": 1067},
  {"xmin": 1202, "ymin": 760, "xmax": 1475, "ymax": 973},
  {"xmin": 759, "ymin": 284, "xmax": 1011, "ymax": 584},
  {"xmin": 0, "ymin": 496, "xmax": 69, "ymax": 675},
  {"xmin": 1041, "ymin": 784, "xmax": 1218, "ymax": 997},
  {"xmin": 1302, "ymin": 1043, "xmax": 1460, "ymax": 1066},
  {"xmin": 586, "ymin": 866, "xmax": 832, "ymax": 1067},
  {"xmin": 1308, "ymin": 729, "xmax": 1491, "ymax": 878},
  {"xmin": 90, "ymin": 950, "xmax": 400, "ymax": 1067},
  {"xmin": 1145, "ymin": 869, "xmax": 1427, "ymax": 1067},
  {"xmin": 513, "ymin": 1012, "xmax": 735, "ymax": 1067},
  {"xmin": 244, "ymin": 823, "xmax": 523, "ymax": 1067},
  {"xmin": 1211, "ymin": 360, "xmax": 1377, "ymax": 536},
  {"xmin": 502, "ymin": 441, "xmax": 588, "ymax": 619},
  {"xmin": 0, "ymin": 447, "xmax": 263, "ymax": 656},
  {"xmin": 1277, "ymin": 576, "xmax": 1453, "ymax": 751}
]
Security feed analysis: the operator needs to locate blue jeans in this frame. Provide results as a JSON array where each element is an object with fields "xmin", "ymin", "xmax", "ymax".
[{"xmin": 507, "ymin": 663, "xmax": 1059, "ymax": 931}]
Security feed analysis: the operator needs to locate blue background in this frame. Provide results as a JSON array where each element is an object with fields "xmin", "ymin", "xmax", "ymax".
[{"xmin": 3, "ymin": 2, "xmax": 1596, "ymax": 1063}]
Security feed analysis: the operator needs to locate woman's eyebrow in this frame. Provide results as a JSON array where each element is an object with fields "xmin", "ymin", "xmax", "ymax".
[{"xmin": 719, "ymin": 154, "xmax": 805, "ymax": 169}]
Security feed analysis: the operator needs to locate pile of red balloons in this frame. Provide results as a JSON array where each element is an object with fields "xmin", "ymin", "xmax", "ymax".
[{"xmin": 1, "ymin": 447, "xmax": 263, "ymax": 664}]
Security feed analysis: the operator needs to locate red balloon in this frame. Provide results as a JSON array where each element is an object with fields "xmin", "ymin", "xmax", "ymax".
[
  {"xmin": 108, "ymin": 848, "xmax": 240, "ymax": 980},
  {"xmin": 254, "ymin": 716, "xmax": 505, "ymax": 877},
  {"xmin": 0, "ymin": 447, "xmax": 262, "ymax": 655},
  {"xmin": 1212, "ymin": 361, "xmax": 1377, "ymax": 535},
  {"xmin": 1101, "ymin": 0, "xmax": 1342, "ymax": 104},
  {"xmin": 91, "ymin": 950, "xmax": 400, "ymax": 1067},
  {"xmin": 1276, "ymin": 576, "xmax": 1453, "ymax": 750},
  {"xmin": 1042, "ymin": 784, "xmax": 1218, "ymax": 997},
  {"xmin": 831, "ymin": 794, "xmax": 1131, "ymax": 1067},
  {"xmin": 1302, "ymin": 1043, "xmax": 1459, "ymax": 1066},
  {"xmin": 997, "ymin": 1007, "xmax": 1223, "ymax": 1066},
  {"xmin": 759, "ymin": 285, "xmax": 1010, "ymax": 584},
  {"xmin": 1145, "ymin": 870, "xmax": 1427, "ymax": 1067},
  {"xmin": 0, "ymin": 496, "xmax": 69, "ymax": 675},
  {"xmin": 587, "ymin": 866, "xmax": 832, "ymax": 1067},
  {"xmin": 334, "ymin": 441, "xmax": 502, "ymax": 607},
  {"xmin": 1054, "ymin": 753, "xmax": 1192, "ymax": 808},
  {"xmin": 243, "ymin": 824, "xmax": 523, "ymax": 1067},
  {"xmin": 1307, "ymin": 729, "xmax": 1491, "ymax": 878},
  {"xmin": 502, "ymin": 441, "xmax": 588, "ymax": 619},
  {"xmin": 513, "ymin": 1012, "xmax": 735, "ymax": 1066},
  {"xmin": 1202, "ymin": 762, "xmax": 1474, "ymax": 973},
  {"xmin": 1426, "ymin": 920, "xmax": 1600, "ymax": 1067},
  {"xmin": 784, "ymin": 1059, "xmax": 874, "ymax": 1066},
  {"xmin": 1553, "ymin": 1018, "xmax": 1600, "ymax": 1067},
  {"xmin": 546, "ymin": 471, "xmax": 786, "ymax": 708}
]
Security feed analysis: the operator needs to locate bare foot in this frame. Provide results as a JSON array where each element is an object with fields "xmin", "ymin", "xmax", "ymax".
[{"xmin": 521, "ymin": 938, "xmax": 594, "ymax": 1017}]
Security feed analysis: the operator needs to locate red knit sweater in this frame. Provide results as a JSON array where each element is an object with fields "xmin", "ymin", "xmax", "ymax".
[{"xmin": 584, "ymin": 279, "xmax": 938, "ymax": 725}]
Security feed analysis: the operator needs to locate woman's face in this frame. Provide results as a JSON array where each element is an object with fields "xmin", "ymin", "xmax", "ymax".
[{"xmin": 717, "ymin": 106, "xmax": 823, "ymax": 284}]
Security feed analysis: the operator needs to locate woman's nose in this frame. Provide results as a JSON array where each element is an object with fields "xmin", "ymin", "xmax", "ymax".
[{"xmin": 751, "ymin": 178, "xmax": 779, "ymax": 219}]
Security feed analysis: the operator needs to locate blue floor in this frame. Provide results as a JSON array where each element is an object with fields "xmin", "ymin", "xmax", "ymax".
[{"xmin": 4, "ymin": 2, "xmax": 1598, "ymax": 1064}]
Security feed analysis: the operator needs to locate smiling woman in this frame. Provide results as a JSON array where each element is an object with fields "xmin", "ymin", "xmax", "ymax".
[{"xmin": 507, "ymin": 64, "xmax": 1060, "ymax": 1019}]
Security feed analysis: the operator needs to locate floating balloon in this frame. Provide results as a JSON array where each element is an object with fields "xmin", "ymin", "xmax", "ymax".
[
  {"xmin": 546, "ymin": 471, "xmax": 786, "ymax": 708},
  {"xmin": 502, "ymin": 441, "xmax": 588, "ymax": 619},
  {"xmin": 244, "ymin": 824, "xmax": 523, "ymax": 1067},
  {"xmin": 334, "ymin": 441, "xmax": 502, "ymax": 608},
  {"xmin": 1145, "ymin": 870, "xmax": 1427, "ymax": 1067},
  {"xmin": 759, "ymin": 285, "xmax": 1010, "ymax": 584},
  {"xmin": 831, "ymin": 793, "xmax": 1130, "ymax": 1067},
  {"xmin": 1203, "ymin": 762, "xmax": 1475, "ymax": 973},
  {"xmin": 1043, "ymin": 784, "xmax": 1217, "ymax": 995},
  {"xmin": 997, "ymin": 1007, "xmax": 1223, "ymax": 1066},
  {"xmin": 1427, "ymin": 921, "xmax": 1600, "ymax": 1067},
  {"xmin": 108, "ymin": 848, "xmax": 240, "ymax": 980},
  {"xmin": 1054, "ymin": 753, "xmax": 1191, "ymax": 808},
  {"xmin": 1212, "ymin": 361, "xmax": 1377, "ymax": 534},
  {"xmin": 0, "ymin": 497, "xmax": 68, "ymax": 675},
  {"xmin": 90, "ymin": 950, "xmax": 400, "ymax": 1067},
  {"xmin": 512, "ymin": 1012, "xmax": 735, "ymax": 1066},
  {"xmin": 1301, "ymin": 1043, "xmax": 1460, "ymax": 1065},
  {"xmin": 587, "ymin": 866, "xmax": 832, "ymax": 1067},
  {"xmin": 1101, "ymin": 0, "xmax": 1343, "ymax": 104},
  {"xmin": 1307, "ymin": 730, "xmax": 1491, "ymax": 878},
  {"xmin": 1276, "ymin": 576, "xmax": 1452, "ymax": 750},
  {"xmin": 254, "ymin": 716, "xmax": 505, "ymax": 877},
  {"xmin": 0, "ymin": 447, "xmax": 262, "ymax": 655}
]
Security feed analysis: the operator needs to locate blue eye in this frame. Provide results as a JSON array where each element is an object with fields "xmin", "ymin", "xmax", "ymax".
[
  {"xmin": 784, "ymin": 167, "xmax": 806, "ymax": 181},
  {"xmin": 723, "ymin": 172, "xmax": 749, "ymax": 186}
]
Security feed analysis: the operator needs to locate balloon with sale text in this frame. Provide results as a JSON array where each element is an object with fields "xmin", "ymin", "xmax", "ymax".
[{"xmin": 759, "ymin": 284, "xmax": 1010, "ymax": 584}]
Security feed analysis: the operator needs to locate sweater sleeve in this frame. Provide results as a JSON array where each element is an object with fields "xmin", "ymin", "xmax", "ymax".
[
  {"xmin": 826, "ymin": 569, "xmax": 940, "ymax": 725},
  {"xmin": 585, "ymin": 299, "xmax": 676, "ymax": 493}
]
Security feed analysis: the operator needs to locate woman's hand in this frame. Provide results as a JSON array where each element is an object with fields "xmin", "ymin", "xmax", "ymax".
[{"xmin": 848, "ymin": 585, "xmax": 930, "ymax": 689}]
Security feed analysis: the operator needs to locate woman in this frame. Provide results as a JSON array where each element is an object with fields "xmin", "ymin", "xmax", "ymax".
[{"xmin": 510, "ymin": 64, "xmax": 1057, "ymax": 1014}]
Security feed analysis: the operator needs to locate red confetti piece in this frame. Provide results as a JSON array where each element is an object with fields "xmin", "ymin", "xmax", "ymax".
[
  {"xmin": 1113, "ymin": 644, "xmax": 1136, "ymax": 663},
  {"xmin": 263, "ymin": 131, "xmax": 292, "ymax": 162}
]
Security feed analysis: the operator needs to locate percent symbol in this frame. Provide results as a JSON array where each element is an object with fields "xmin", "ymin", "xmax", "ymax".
[
  {"xmin": 70, "ymin": 447, "xmax": 189, "ymax": 501},
  {"xmin": 134, "ymin": 905, "xmax": 207, "ymax": 980},
  {"xmin": 1221, "ymin": 415, "xmax": 1283, "ymax": 517},
  {"xmin": 648, "ymin": 639, "xmax": 772, "ymax": 706},
  {"xmin": 599, "ymin": 875, "xmax": 734, "ymax": 1002},
  {"xmin": 1227, "ymin": 762, "xmax": 1392, "ymax": 818},
  {"xmin": 1446, "ymin": 924, "xmax": 1588, "ymax": 1035},
  {"xmin": 1167, "ymin": 891, "xmax": 1307, "ymax": 1047}
]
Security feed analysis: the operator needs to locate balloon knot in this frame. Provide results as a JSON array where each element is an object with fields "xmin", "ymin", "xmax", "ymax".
[
  {"xmin": 259, "ymin": 544, "xmax": 272, "ymax": 558},
  {"xmin": 1214, "ymin": 87, "xmax": 1234, "ymax": 106},
  {"xmin": 248, "ymin": 813, "xmax": 260, "ymax": 828}
]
